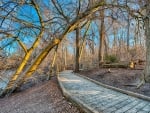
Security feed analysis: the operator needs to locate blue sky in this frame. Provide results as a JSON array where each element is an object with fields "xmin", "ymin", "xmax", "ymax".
[
  {"xmin": 0, "ymin": 0, "xmax": 144, "ymax": 56},
  {"xmin": 0, "ymin": 2, "xmax": 41, "ymax": 54}
]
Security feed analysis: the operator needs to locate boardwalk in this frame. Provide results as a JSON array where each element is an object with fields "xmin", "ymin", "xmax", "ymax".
[{"xmin": 58, "ymin": 70, "xmax": 150, "ymax": 113}]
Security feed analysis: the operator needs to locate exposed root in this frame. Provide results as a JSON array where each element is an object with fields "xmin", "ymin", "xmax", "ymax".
[
  {"xmin": 107, "ymin": 68, "xmax": 111, "ymax": 73},
  {"xmin": 137, "ymin": 79, "xmax": 145, "ymax": 88},
  {"xmin": 123, "ymin": 84, "xmax": 137, "ymax": 87},
  {"xmin": 137, "ymin": 72, "xmax": 145, "ymax": 88}
]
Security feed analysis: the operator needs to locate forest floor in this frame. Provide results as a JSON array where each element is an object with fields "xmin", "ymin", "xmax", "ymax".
[
  {"xmin": 0, "ymin": 68, "xmax": 149, "ymax": 113},
  {"xmin": 0, "ymin": 76, "xmax": 84, "ymax": 113},
  {"xmin": 79, "ymin": 68, "xmax": 150, "ymax": 97}
]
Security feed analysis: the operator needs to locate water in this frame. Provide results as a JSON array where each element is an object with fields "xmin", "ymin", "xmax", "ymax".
[{"xmin": 0, "ymin": 70, "xmax": 15, "ymax": 89}]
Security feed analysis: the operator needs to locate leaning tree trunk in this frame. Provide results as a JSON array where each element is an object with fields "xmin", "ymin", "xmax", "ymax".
[
  {"xmin": 24, "ymin": 39, "xmax": 60, "ymax": 79},
  {"xmin": 20, "ymin": 0, "xmax": 105, "ymax": 82},
  {"xmin": 0, "ymin": 1, "xmax": 45, "ymax": 96},
  {"xmin": 10, "ymin": 1, "xmax": 44, "ymax": 82},
  {"xmin": 1, "ymin": 1, "xmax": 106, "ymax": 96},
  {"xmin": 144, "ymin": 6, "xmax": 150, "ymax": 83}
]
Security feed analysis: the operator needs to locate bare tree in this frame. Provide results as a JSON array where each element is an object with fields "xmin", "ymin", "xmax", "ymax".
[
  {"xmin": 1, "ymin": 0, "xmax": 150, "ymax": 97},
  {"xmin": 144, "ymin": 2, "xmax": 150, "ymax": 82},
  {"xmin": 99, "ymin": 5, "xmax": 105, "ymax": 66}
]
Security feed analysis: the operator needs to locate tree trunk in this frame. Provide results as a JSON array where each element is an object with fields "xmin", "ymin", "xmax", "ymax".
[
  {"xmin": 104, "ymin": 35, "xmax": 108, "ymax": 56},
  {"xmin": 47, "ymin": 46, "xmax": 58, "ymax": 80},
  {"xmin": 61, "ymin": 43, "xmax": 64, "ymax": 71},
  {"xmin": 11, "ymin": 0, "xmax": 45, "ymax": 81},
  {"xmin": 79, "ymin": 21, "xmax": 91, "ymax": 61},
  {"xmin": 1, "ymin": 1, "xmax": 106, "ymax": 96},
  {"xmin": 75, "ymin": 27, "xmax": 80, "ymax": 72},
  {"xmin": 0, "ymin": 1, "xmax": 45, "ymax": 96},
  {"xmin": 11, "ymin": 32, "xmax": 44, "ymax": 81},
  {"xmin": 64, "ymin": 46, "xmax": 67, "ymax": 70},
  {"xmin": 127, "ymin": 11, "xmax": 130, "ymax": 51},
  {"xmin": 99, "ymin": 8, "xmax": 105, "ymax": 66},
  {"xmin": 24, "ymin": 39, "xmax": 60, "ymax": 79},
  {"xmin": 144, "ymin": 5, "xmax": 150, "ymax": 82}
]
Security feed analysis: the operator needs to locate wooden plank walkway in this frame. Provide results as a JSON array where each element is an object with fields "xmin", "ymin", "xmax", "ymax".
[{"xmin": 58, "ymin": 70, "xmax": 150, "ymax": 113}]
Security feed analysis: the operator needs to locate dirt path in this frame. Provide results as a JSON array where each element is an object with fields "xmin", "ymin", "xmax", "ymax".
[{"xmin": 0, "ymin": 77, "xmax": 84, "ymax": 113}]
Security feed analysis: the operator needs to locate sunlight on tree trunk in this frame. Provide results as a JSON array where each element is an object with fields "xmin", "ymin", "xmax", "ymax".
[
  {"xmin": 12, "ymin": 32, "xmax": 44, "ymax": 81},
  {"xmin": 0, "ymin": 0, "xmax": 45, "ymax": 96},
  {"xmin": 0, "ymin": 1, "xmax": 107, "ymax": 96},
  {"xmin": 10, "ymin": 0, "xmax": 44, "ymax": 81},
  {"xmin": 0, "ymin": 0, "xmax": 150, "ymax": 99},
  {"xmin": 22, "ymin": 0, "xmax": 105, "ymax": 81},
  {"xmin": 24, "ymin": 39, "xmax": 60, "ymax": 79}
]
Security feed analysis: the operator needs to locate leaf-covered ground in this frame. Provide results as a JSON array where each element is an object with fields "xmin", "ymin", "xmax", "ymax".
[
  {"xmin": 79, "ymin": 68, "xmax": 150, "ymax": 97},
  {"xmin": 0, "ymin": 76, "xmax": 84, "ymax": 113}
]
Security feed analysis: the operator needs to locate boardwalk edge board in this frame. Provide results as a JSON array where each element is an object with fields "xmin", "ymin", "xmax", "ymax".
[
  {"xmin": 57, "ymin": 73, "xmax": 99, "ymax": 113},
  {"xmin": 58, "ymin": 70, "xmax": 150, "ymax": 113},
  {"xmin": 74, "ymin": 72, "xmax": 150, "ymax": 102}
]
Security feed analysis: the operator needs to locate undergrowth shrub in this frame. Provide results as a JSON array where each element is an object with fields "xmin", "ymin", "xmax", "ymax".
[{"xmin": 105, "ymin": 55, "xmax": 118, "ymax": 63}]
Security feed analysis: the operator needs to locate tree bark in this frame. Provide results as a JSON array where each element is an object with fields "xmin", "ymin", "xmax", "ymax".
[
  {"xmin": 144, "ymin": 4, "xmax": 150, "ymax": 82},
  {"xmin": 64, "ymin": 47, "xmax": 67, "ymax": 70},
  {"xmin": 127, "ymin": 8, "xmax": 130, "ymax": 51},
  {"xmin": 99, "ymin": 7, "xmax": 105, "ymax": 66},
  {"xmin": 21, "ymin": 0, "xmax": 105, "ymax": 78},
  {"xmin": 0, "ymin": 0, "xmax": 45, "ymax": 96},
  {"xmin": 24, "ymin": 39, "xmax": 60, "ymax": 79},
  {"xmin": 75, "ymin": 27, "xmax": 80, "ymax": 72},
  {"xmin": 11, "ymin": 32, "xmax": 44, "ymax": 81},
  {"xmin": 1, "ymin": 1, "xmax": 106, "ymax": 96},
  {"xmin": 79, "ymin": 21, "xmax": 91, "ymax": 61},
  {"xmin": 47, "ymin": 46, "xmax": 58, "ymax": 80}
]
